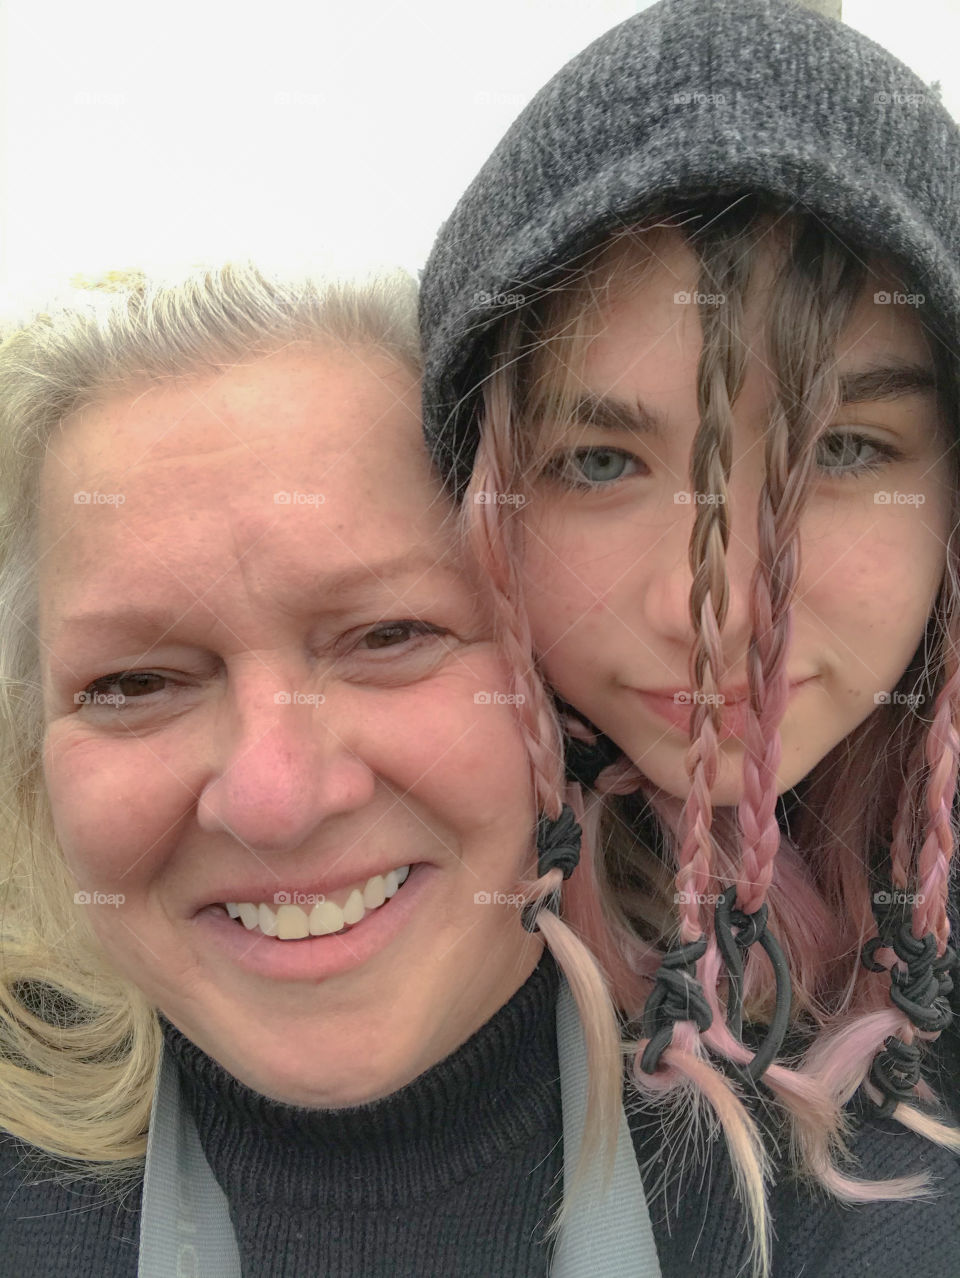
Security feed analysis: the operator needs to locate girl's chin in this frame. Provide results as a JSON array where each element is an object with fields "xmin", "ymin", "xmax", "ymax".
[{"xmin": 624, "ymin": 747, "xmax": 804, "ymax": 807}]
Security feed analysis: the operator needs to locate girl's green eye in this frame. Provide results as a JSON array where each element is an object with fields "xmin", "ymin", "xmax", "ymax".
[
  {"xmin": 815, "ymin": 431, "xmax": 901, "ymax": 477},
  {"xmin": 548, "ymin": 446, "xmax": 641, "ymax": 487}
]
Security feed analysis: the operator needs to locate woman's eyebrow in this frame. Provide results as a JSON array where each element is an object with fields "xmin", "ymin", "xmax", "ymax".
[{"xmin": 53, "ymin": 550, "xmax": 453, "ymax": 641}]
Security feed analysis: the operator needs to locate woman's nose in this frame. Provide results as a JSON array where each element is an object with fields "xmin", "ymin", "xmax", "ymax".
[{"xmin": 196, "ymin": 676, "xmax": 376, "ymax": 853}]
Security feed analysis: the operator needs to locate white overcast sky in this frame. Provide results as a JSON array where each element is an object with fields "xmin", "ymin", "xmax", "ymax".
[{"xmin": 0, "ymin": 0, "xmax": 958, "ymax": 306}]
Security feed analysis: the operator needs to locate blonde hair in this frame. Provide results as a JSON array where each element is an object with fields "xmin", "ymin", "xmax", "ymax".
[{"xmin": 0, "ymin": 262, "xmax": 624, "ymax": 1235}]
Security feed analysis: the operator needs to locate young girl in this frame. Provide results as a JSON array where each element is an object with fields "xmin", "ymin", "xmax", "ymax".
[{"xmin": 420, "ymin": 0, "xmax": 960, "ymax": 1273}]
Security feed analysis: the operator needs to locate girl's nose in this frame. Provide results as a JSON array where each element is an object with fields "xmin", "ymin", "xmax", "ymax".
[
  {"xmin": 641, "ymin": 490, "xmax": 759, "ymax": 675},
  {"xmin": 196, "ymin": 679, "xmax": 376, "ymax": 854}
]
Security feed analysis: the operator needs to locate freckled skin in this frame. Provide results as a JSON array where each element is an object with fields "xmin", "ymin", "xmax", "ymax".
[
  {"xmin": 39, "ymin": 345, "xmax": 542, "ymax": 1108},
  {"xmin": 520, "ymin": 232, "xmax": 954, "ymax": 805}
]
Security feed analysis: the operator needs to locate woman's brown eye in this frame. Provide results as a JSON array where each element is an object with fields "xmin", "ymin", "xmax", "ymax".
[
  {"xmin": 361, "ymin": 621, "xmax": 445, "ymax": 650},
  {"xmin": 365, "ymin": 624, "xmax": 411, "ymax": 649}
]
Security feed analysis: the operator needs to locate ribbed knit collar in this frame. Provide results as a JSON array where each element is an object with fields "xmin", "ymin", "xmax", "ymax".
[{"xmin": 157, "ymin": 950, "xmax": 562, "ymax": 1210}]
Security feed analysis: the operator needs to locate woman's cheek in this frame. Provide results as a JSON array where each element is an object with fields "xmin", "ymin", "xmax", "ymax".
[{"xmin": 43, "ymin": 726, "xmax": 178, "ymax": 880}]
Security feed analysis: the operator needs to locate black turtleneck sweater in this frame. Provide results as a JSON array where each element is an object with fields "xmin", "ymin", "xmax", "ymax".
[{"xmin": 2, "ymin": 949, "xmax": 959, "ymax": 1277}]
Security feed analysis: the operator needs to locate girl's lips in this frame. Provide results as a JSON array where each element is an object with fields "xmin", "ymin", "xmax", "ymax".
[
  {"xmin": 190, "ymin": 862, "xmax": 437, "ymax": 983},
  {"xmin": 633, "ymin": 678, "xmax": 816, "ymax": 743}
]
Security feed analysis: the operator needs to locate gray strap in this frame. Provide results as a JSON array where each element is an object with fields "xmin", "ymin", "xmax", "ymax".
[
  {"xmin": 551, "ymin": 977, "xmax": 662, "ymax": 1277},
  {"xmin": 139, "ymin": 977, "xmax": 661, "ymax": 1276},
  {"xmin": 138, "ymin": 1041, "xmax": 241, "ymax": 1278}
]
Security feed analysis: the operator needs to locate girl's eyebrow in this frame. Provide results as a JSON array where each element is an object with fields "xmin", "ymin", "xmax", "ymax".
[
  {"xmin": 568, "ymin": 361, "xmax": 936, "ymax": 439},
  {"xmin": 565, "ymin": 392, "xmax": 665, "ymax": 441},
  {"xmin": 837, "ymin": 361, "xmax": 936, "ymax": 404}
]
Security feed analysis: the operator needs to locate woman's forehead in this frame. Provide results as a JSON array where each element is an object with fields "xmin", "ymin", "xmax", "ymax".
[{"xmin": 36, "ymin": 348, "xmax": 465, "ymax": 634}]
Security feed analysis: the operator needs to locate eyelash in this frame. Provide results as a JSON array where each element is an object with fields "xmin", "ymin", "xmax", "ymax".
[
  {"xmin": 77, "ymin": 620, "xmax": 450, "ymax": 710},
  {"xmin": 545, "ymin": 433, "xmax": 904, "ymax": 490}
]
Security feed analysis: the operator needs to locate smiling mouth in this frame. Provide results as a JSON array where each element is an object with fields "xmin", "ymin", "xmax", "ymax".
[{"xmin": 204, "ymin": 865, "xmax": 412, "ymax": 941}]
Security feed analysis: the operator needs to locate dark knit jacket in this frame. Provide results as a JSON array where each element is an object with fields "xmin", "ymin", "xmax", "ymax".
[{"xmin": 2, "ymin": 950, "xmax": 958, "ymax": 1278}]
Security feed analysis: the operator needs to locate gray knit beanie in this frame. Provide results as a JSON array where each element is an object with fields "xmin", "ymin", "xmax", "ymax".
[{"xmin": 419, "ymin": 0, "xmax": 960, "ymax": 497}]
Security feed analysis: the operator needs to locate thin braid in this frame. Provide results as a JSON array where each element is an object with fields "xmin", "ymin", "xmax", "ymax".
[
  {"xmin": 913, "ymin": 651, "xmax": 960, "ymax": 946},
  {"xmin": 736, "ymin": 223, "xmax": 863, "ymax": 915},
  {"xmin": 463, "ymin": 397, "xmax": 565, "ymax": 818},
  {"xmin": 674, "ymin": 239, "xmax": 741, "ymax": 943},
  {"xmin": 888, "ymin": 736, "xmax": 927, "ymax": 897}
]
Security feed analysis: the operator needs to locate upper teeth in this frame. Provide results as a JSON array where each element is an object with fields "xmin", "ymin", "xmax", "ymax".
[{"xmin": 223, "ymin": 865, "xmax": 410, "ymax": 940}]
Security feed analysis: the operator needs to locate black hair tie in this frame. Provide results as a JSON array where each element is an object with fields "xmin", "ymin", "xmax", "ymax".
[
  {"xmin": 887, "ymin": 920, "xmax": 954, "ymax": 1033},
  {"xmin": 638, "ymin": 938, "xmax": 713, "ymax": 1074},
  {"xmin": 564, "ymin": 730, "xmax": 623, "ymax": 788},
  {"xmin": 714, "ymin": 885, "xmax": 793, "ymax": 1081},
  {"xmin": 555, "ymin": 696, "xmax": 623, "ymax": 788},
  {"xmin": 520, "ymin": 803, "xmax": 581, "ymax": 933},
  {"xmin": 868, "ymin": 1034, "xmax": 922, "ymax": 1119}
]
